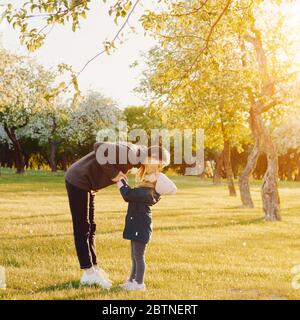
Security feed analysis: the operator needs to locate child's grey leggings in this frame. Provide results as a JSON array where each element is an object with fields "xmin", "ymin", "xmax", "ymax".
[{"xmin": 129, "ymin": 240, "xmax": 147, "ymax": 284}]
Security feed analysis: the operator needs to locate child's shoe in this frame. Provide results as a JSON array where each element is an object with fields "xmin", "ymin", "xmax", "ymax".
[
  {"xmin": 120, "ymin": 279, "xmax": 134, "ymax": 289},
  {"xmin": 122, "ymin": 280, "xmax": 146, "ymax": 291},
  {"xmin": 80, "ymin": 270, "xmax": 112, "ymax": 289}
]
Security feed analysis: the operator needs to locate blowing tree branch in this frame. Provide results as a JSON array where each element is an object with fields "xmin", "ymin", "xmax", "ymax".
[
  {"xmin": 77, "ymin": 0, "xmax": 140, "ymax": 76},
  {"xmin": 171, "ymin": 0, "xmax": 232, "ymax": 93},
  {"xmin": 169, "ymin": 0, "xmax": 210, "ymax": 17}
]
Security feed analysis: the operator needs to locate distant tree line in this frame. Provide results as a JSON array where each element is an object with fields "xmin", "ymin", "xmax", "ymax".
[{"xmin": 1, "ymin": 100, "xmax": 300, "ymax": 181}]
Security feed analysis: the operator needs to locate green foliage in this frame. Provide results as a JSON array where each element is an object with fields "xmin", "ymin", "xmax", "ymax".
[
  {"xmin": 272, "ymin": 110, "xmax": 300, "ymax": 155},
  {"xmin": 137, "ymin": 0, "xmax": 256, "ymax": 151},
  {"xmin": 2, "ymin": 0, "xmax": 135, "ymax": 51},
  {"xmin": 0, "ymin": 48, "xmax": 54, "ymax": 130},
  {"xmin": 136, "ymin": 0, "xmax": 300, "ymax": 153},
  {"xmin": 123, "ymin": 104, "xmax": 163, "ymax": 133}
]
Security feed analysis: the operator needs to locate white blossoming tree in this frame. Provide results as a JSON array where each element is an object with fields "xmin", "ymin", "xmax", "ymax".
[
  {"xmin": 0, "ymin": 48, "xmax": 53, "ymax": 173},
  {"xmin": 20, "ymin": 90, "xmax": 121, "ymax": 172},
  {"xmin": 22, "ymin": 98, "xmax": 69, "ymax": 172},
  {"xmin": 273, "ymin": 113, "xmax": 300, "ymax": 181},
  {"xmin": 67, "ymin": 91, "xmax": 122, "ymax": 147}
]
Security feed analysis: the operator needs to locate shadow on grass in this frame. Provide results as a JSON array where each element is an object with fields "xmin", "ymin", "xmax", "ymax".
[
  {"xmin": 157, "ymin": 206, "xmax": 259, "ymax": 217},
  {"xmin": 155, "ymin": 217, "xmax": 264, "ymax": 232},
  {"xmin": 37, "ymin": 280, "xmax": 124, "ymax": 296},
  {"xmin": 0, "ymin": 210, "xmax": 124, "ymax": 222},
  {"xmin": 0, "ymin": 217, "xmax": 265, "ymax": 240},
  {"xmin": 0, "ymin": 213, "xmax": 68, "ymax": 221},
  {"xmin": 0, "ymin": 229, "xmax": 123, "ymax": 240},
  {"xmin": 0, "ymin": 233, "xmax": 73, "ymax": 241}
]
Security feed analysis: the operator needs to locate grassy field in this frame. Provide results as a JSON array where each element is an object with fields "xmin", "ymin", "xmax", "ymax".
[{"xmin": 0, "ymin": 169, "xmax": 300, "ymax": 300}]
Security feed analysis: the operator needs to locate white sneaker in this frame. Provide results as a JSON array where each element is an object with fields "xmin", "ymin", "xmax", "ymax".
[
  {"xmin": 93, "ymin": 266, "xmax": 112, "ymax": 283},
  {"xmin": 120, "ymin": 279, "xmax": 134, "ymax": 289},
  {"xmin": 122, "ymin": 280, "xmax": 146, "ymax": 291},
  {"xmin": 80, "ymin": 270, "xmax": 112, "ymax": 289}
]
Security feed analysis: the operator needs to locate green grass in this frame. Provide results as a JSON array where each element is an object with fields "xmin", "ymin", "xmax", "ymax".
[{"xmin": 0, "ymin": 169, "xmax": 300, "ymax": 300}]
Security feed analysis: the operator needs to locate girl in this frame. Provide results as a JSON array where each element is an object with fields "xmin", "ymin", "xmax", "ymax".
[{"xmin": 117, "ymin": 161, "xmax": 177, "ymax": 291}]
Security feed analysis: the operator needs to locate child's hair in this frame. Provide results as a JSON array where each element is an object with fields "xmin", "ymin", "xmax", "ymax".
[
  {"xmin": 135, "ymin": 145, "xmax": 170, "ymax": 188},
  {"xmin": 136, "ymin": 163, "xmax": 164, "ymax": 188},
  {"xmin": 147, "ymin": 145, "xmax": 170, "ymax": 167}
]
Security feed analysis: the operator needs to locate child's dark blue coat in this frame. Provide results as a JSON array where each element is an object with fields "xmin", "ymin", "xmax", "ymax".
[{"xmin": 119, "ymin": 180, "xmax": 161, "ymax": 243}]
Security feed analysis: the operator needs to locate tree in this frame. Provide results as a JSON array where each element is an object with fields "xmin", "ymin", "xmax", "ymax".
[
  {"xmin": 69, "ymin": 90, "xmax": 122, "ymax": 146},
  {"xmin": 236, "ymin": 2, "xmax": 299, "ymax": 219},
  {"xmin": 138, "ymin": 0, "xmax": 300, "ymax": 219},
  {"xmin": 2, "ymin": 0, "xmax": 142, "ymax": 80},
  {"xmin": 3, "ymin": 1, "xmax": 137, "ymax": 49},
  {"xmin": 273, "ymin": 112, "xmax": 300, "ymax": 181},
  {"xmin": 124, "ymin": 104, "xmax": 163, "ymax": 132},
  {"xmin": 136, "ymin": 0, "xmax": 252, "ymax": 196},
  {"xmin": 22, "ymin": 90, "xmax": 120, "ymax": 171},
  {"xmin": 22, "ymin": 98, "xmax": 69, "ymax": 172},
  {"xmin": 0, "ymin": 48, "xmax": 53, "ymax": 173},
  {"xmin": 0, "ymin": 1, "xmax": 145, "ymax": 99}
]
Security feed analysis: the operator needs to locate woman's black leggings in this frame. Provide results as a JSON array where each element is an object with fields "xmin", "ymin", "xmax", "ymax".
[
  {"xmin": 66, "ymin": 181, "xmax": 97, "ymax": 269},
  {"xmin": 129, "ymin": 240, "xmax": 147, "ymax": 284}
]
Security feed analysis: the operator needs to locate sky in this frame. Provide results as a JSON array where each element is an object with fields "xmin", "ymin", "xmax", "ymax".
[
  {"xmin": 1, "ymin": 0, "xmax": 300, "ymax": 108},
  {"xmin": 0, "ymin": 1, "xmax": 161, "ymax": 107}
]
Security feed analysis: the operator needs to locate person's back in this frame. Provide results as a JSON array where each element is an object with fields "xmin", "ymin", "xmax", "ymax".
[{"xmin": 65, "ymin": 142, "xmax": 144, "ymax": 191}]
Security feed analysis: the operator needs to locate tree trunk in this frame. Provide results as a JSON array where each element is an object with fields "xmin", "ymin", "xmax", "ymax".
[
  {"xmin": 219, "ymin": 100, "xmax": 236, "ymax": 196},
  {"xmin": 239, "ymin": 139, "xmax": 260, "ymax": 208},
  {"xmin": 286, "ymin": 153, "xmax": 293, "ymax": 181},
  {"xmin": 244, "ymin": 29, "xmax": 281, "ymax": 221},
  {"xmin": 49, "ymin": 139, "xmax": 57, "ymax": 172},
  {"xmin": 213, "ymin": 151, "xmax": 223, "ymax": 185},
  {"xmin": 296, "ymin": 153, "xmax": 300, "ymax": 181},
  {"xmin": 71, "ymin": 153, "xmax": 77, "ymax": 164},
  {"xmin": 199, "ymin": 165, "xmax": 206, "ymax": 178},
  {"xmin": 261, "ymin": 126, "xmax": 281, "ymax": 221},
  {"xmin": 223, "ymin": 140, "xmax": 237, "ymax": 196},
  {"xmin": 4, "ymin": 127, "xmax": 25, "ymax": 174},
  {"xmin": 61, "ymin": 151, "xmax": 68, "ymax": 172},
  {"xmin": 253, "ymin": 108, "xmax": 281, "ymax": 221}
]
